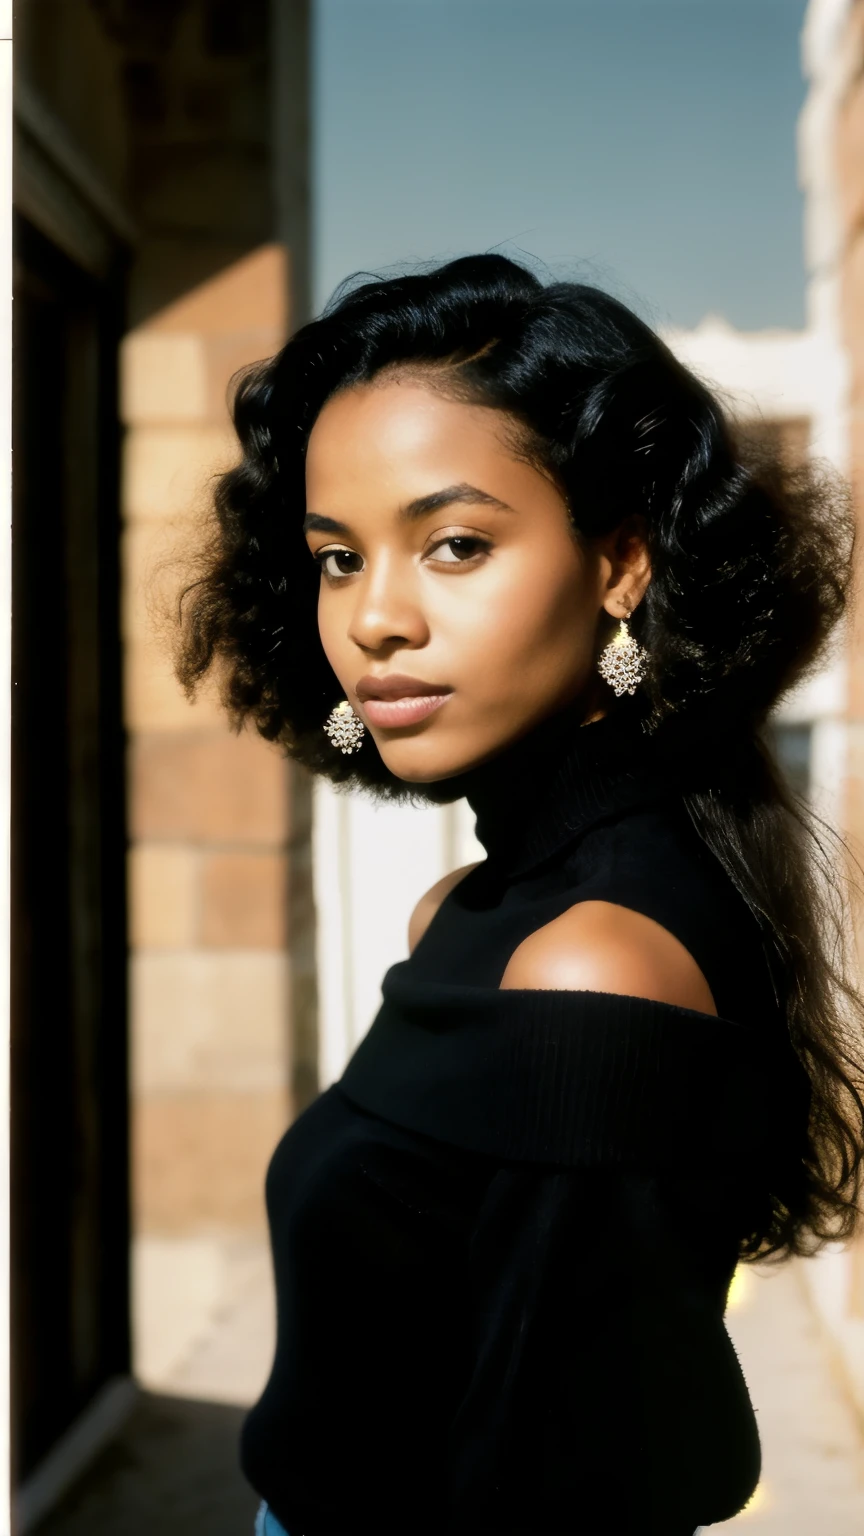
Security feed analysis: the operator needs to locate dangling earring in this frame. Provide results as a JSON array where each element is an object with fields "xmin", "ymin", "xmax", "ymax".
[
  {"xmin": 323, "ymin": 699, "xmax": 366, "ymax": 754},
  {"xmin": 597, "ymin": 602, "xmax": 649, "ymax": 697}
]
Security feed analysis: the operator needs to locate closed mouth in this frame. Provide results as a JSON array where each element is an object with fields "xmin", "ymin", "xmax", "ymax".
[
  {"xmin": 356, "ymin": 692, "xmax": 454, "ymax": 729},
  {"xmin": 355, "ymin": 675, "xmax": 454, "ymax": 702}
]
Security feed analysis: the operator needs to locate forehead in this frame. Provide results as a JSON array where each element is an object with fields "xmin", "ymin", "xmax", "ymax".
[{"xmin": 305, "ymin": 378, "xmax": 516, "ymax": 485}]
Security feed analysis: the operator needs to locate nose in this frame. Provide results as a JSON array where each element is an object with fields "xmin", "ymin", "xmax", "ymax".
[{"xmin": 346, "ymin": 553, "xmax": 429, "ymax": 652}]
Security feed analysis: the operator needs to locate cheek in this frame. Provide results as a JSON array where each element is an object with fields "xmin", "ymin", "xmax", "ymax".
[
  {"xmin": 316, "ymin": 589, "xmax": 348, "ymax": 673},
  {"xmin": 455, "ymin": 543, "xmax": 591, "ymax": 668}
]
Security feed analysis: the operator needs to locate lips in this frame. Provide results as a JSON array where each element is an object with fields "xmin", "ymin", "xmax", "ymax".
[
  {"xmin": 353, "ymin": 674, "xmax": 454, "ymax": 729},
  {"xmin": 355, "ymin": 674, "xmax": 452, "ymax": 702}
]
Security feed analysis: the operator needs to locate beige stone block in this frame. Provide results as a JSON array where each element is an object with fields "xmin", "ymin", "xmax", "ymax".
[
  {"xmin": 203, "ymin": 331, "xmax": 284, "ymax": 422},
  {"xmin": 130, "ymin": 845, "xmax": 199, "ymax": 950},
  {"xmin": 199, "ymin": 852, "xmax": 287, "ymax": 949},
  {"xmin": 847, "ymin": 405, "xmax": 864, "ymax": 491},
  {"xmin": 132, "ymin": 1089, "xmax": 289, "ymax": 1234},
  {"xmin": 130, "ymin": 729, "xmax": 289, "ymax": 844},
  {"xmin": 121, "ymin": 332, "xmax": 210, "ymax": 426},
  {"xmin": 122, "ymin": 517, "xmax": 208, "ymax": 648},
  {"xmin": 147, "ymin": 244, "xmax": 288, "ymax": 337},
  {"xmin": 841, "ymin": 233, "xmax": 864, "ymax": 396},
  {"xmin": 130, "ymin": 240, "xmax": 276, "ymax": 332},
  {"xmin": 124, "ymin": 634, "xmax": 226, "ymax": 733},
  {"xmin": 123, "ymin": 424, "xmax": 237, "ymax": 523},
  {"xmin": 838, "ymin": 78, "xmax": 864, "ymax": 246},
  {"xmin": 131, "ymin": 949, "xmax": 290, "ymax": 1092},
  {"xmin": 839, "ymin": 2, "xmax": 864, "ymax": 119}
]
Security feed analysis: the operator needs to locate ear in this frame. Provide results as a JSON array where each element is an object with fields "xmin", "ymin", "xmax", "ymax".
[{"xmin": 597, "ymin": 513, "xmax": 652, "ymax": 618}]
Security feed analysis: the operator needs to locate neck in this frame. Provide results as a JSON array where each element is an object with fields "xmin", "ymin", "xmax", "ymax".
[
  {"xmin": 418, "ymin": 689, "xmax": 762, "ymax": 879},
  {"xmin": 422, "ymin": 690, "xmax": 661, "ymax": 877}
]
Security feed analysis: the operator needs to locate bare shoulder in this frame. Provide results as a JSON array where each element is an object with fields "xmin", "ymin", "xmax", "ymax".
[
  {"xmin": 499, "ymin": 899, "xmax": 718, "ymax": 1015},
  {"xmin": 408, "ymin": 861, "xmax": 484, "ymax": 955}
]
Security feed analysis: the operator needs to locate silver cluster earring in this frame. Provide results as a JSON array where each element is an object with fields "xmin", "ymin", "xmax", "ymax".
[
  {"xmin": 597, "ymin": 603, "xmax": 649, "ymax": 697},
  {"xmin": 323, "ymin": 699, "xmax": 366, "ymax": 754}
]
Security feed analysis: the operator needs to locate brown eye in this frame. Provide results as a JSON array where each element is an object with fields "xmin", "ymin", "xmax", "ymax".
[
  {"xmin": 429, "ymin": 536, "xmax": 491, "ymax": 564},
  {"xmin": 314, "ymin": 548, "xmax": 363, "ymax": 579}
]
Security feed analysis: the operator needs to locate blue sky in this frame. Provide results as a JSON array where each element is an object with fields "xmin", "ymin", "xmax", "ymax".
[{"xmin": 314, "ymin": 0, "xmax": 810, "ymax": 330}]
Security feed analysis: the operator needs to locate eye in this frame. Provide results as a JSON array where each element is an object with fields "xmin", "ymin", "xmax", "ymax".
[
  {"xmin": 313, "ymin": 546, "xmax": 363, "ymax": 580},
  {"xmin": 427, "ymin": 535, "xmax": 491, "ymax": 566}
]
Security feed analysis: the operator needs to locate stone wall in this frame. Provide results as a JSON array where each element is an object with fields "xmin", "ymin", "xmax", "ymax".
[
  {"xmin": 14, "ymin": 0, "xmax": 311, "ymax": 1473},
  {"xmin": 115, "ymin": 2, "xmax": 298, "ymax": 1239},
  {"xmin": 19, "ymin": 0, "xmax": 306, "ymax": 1243},
  {"xmin": 123, "ymin": 248, "xmax": 292, "ymax": 1236}
]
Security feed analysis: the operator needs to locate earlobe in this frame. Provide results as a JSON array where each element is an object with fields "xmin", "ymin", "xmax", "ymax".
[{"xmin": 603, "ymin": 515, "xmax": 652, "ymax": 612}]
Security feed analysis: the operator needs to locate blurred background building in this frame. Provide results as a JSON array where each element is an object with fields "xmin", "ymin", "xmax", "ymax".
[
  {"xmin": 9, "ymin": 1, "xmax": 864, "ymax": 1532},
  {"xmin": 13, "ymin": 3, "xmax": 311, "ymax": 1529}
]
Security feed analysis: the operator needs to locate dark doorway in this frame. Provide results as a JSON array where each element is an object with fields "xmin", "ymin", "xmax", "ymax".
[{"xmin": 11, "ymin": 215, "xmax": 130, "ymax": 1483}]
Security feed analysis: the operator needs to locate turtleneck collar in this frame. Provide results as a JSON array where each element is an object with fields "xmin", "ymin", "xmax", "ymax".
[{"xmin": 427, "ymin": 690, "xmax": 760, "ymax": 880}]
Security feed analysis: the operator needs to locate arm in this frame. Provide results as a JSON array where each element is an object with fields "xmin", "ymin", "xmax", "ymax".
[
  {"xmin": 499, "ymin": 898, "xmax": 718, "ymax": 1016},
  {"xmin": 407, "ymin": 861, "xmax": 483, "ymax": 955},
  {"xmin": 446, "ymin": 1160, "xmax": 760, "ymax": 1533},
  {"xmin": 445, "ymin": 915, "xmax": 757, "ymax": 1532}
]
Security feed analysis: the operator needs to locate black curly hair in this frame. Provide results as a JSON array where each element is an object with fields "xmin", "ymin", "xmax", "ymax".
[{"xmin": 176, "ymin": 252, "xmax": 864, "ymax": 1264}]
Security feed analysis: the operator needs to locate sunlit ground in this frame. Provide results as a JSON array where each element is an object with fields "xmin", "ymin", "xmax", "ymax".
[{"xmin": 712, "ymin": 1259, "xmax": 864, "ymax": 1531}]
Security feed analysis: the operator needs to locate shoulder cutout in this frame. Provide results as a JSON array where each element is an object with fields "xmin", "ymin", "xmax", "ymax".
[
  {"xmin": 408, "ymin": 861, "xmax": 484, "ymax": 955},
  {"xmin": 499, "ymin": 899, "xmax": 718, "ymax": 1015}
]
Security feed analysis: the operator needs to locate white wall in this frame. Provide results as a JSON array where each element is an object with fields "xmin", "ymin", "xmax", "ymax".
[
  {"xmin": 314, "ymin": 780, "xmax": 482, "ymax": 1088},
  {"xmin": 662, "ymin": 312, "xmax": 850, "ymax": 821}
]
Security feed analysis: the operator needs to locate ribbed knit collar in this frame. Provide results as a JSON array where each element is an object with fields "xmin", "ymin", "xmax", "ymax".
[{"xmin": 437, "ymin": 690, "xmax": 757, "ymax": 880}]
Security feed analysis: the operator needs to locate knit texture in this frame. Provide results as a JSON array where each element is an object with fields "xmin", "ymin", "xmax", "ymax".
[{"xmin": 240, "ymin": 694, "xmax": 808, "ymax": 1535}]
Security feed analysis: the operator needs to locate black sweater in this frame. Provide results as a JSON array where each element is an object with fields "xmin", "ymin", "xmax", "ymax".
[{"xmin": 240, "ymin": 692, "xmax": 810, "ymax": 1535}]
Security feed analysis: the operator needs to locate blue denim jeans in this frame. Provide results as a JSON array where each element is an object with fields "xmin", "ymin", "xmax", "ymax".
[{"xmin": 254, "ymin": 1502, "xmax": 290, "ymax": 1536}]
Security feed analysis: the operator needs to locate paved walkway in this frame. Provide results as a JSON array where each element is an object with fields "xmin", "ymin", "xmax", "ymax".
[
  {"xmin": 35, "ymin": 1246, "xmax": 864, "ymax": 1534},
  {"xmin": 33, "ymin": 1394, "xmax": 259, "ymax": 1536},
  {"xmin": 715, "ymin": 1259, "xmax": 864, "ymax": 1533}
]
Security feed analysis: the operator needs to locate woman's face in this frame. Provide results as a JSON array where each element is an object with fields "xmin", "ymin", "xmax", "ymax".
[{"xmin": 304, "ymin": 375, "xmax": 646, "ymax": 784}]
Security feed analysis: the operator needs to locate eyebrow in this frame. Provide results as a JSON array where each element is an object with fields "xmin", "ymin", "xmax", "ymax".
[{"xmin": 302, "ymin": 482, "xmax": 516, "ymax": 537}]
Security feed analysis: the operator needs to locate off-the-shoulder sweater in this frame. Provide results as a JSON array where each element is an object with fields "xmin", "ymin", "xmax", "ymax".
[{"xmin": 240, "ymin": 691, "xmax": 811, "ymax": 1536}]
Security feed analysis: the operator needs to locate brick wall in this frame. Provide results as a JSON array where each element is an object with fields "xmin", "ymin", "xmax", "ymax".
[
  {"xmin": 115, "ymin": 0, "xmax": 301, "ymax": 1240},
  {"xmin": 123, "ymin": 247, "xmax": 293, "ymax": 1236}
]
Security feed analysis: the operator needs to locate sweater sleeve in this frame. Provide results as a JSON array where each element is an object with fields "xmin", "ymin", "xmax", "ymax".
[{"xmin": 445, "ymin": 1163, "xmax": 763, "ymax": 1536}]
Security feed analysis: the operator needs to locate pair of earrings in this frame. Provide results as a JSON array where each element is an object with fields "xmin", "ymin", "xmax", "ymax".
[{"xmin": 323, "ymin": 605, "xmax": 649, "ymax": 755}]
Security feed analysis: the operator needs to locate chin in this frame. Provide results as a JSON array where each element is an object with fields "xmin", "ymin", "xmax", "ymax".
[
  {"xmin": 383, "ymin": 759, "xmax": 462, "ymax": 786},
  {"xmin": 372, "ymin": 728, "xmax": 504, "ymax": 786},
  {"xmin": 374, "ymin": 742, "xmax": 472, "ymax": 787}
]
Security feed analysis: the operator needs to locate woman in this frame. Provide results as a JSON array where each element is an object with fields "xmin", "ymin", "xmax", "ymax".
[{"xmin": 176, "ymin": 254, "xmax": 864, "ymax": 1535}]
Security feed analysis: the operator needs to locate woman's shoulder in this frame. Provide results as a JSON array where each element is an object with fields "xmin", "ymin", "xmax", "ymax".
[
  {"xmin": 499, "ymin": 897, "xmax": 720, "ymax": 1016},
  {"xmin": 541, "ymin": 796, "xmax": 775, "ymax": 1027},
  {"xmin": 407, "ymin": 859, "xmax": 484, "ymax": 954}
]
